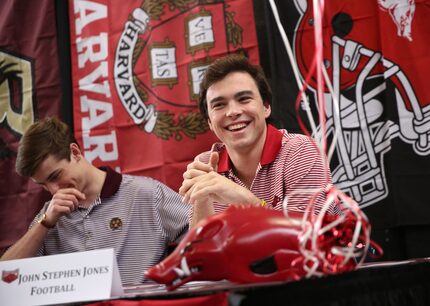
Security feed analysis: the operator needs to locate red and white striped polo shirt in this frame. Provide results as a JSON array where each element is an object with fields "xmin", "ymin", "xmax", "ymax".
[{"xmin": 195, "ymin": 124, "xmax": 339, "ymax": 215}]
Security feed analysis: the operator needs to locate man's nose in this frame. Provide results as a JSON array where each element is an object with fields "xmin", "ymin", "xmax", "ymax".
[{"xmin": 225, "ymin": 101, "xmax": 242, "ymax": 117}]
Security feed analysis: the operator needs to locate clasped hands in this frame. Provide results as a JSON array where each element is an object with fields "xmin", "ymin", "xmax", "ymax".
[{"xmin": 179, "ymin": 152, "xmax": 260, "ymax": 207}]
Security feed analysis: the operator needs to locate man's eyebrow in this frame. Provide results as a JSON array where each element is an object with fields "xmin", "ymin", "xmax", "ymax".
[
  {"xmin": 46, "ymin": 169, "xmax": 61, "ymax": 181},
  {"xmin": 234, "ymin": 90, "xmax": 254, "ymax": 98},
  {"xmin": 208, "ymin": 90, "xmax": 254, "ymax": 105},
  {"xmin": 45, "ymin": 169, "xmax": 61, "ymax": 183},
  {"xmin": 208, "ymin": 96, "xmax": 225, "ymax": 105}
]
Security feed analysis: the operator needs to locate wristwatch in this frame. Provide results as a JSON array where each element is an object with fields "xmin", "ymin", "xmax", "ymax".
[{"xmin": 37, "ymin": 213, "xmax": 54, "ymax": 229}]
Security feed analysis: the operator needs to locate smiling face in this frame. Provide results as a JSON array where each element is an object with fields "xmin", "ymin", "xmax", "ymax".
[
  {"xmin": 206, "ymin": 71, "xmax": 271, "ymax": 155},
  {"xmin": 31, "ymin": 144, "xmax": 84, "ymax": 195}
]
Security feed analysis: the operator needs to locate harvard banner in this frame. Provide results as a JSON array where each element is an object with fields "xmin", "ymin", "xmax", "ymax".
[
  {"xmin": 259, "ymin": 0, "xmax": 430, "ymax": 228},
  {"xmin": 68, "ymin": 0, "xmax": 259, "ymax": 190},
  {"xmin": 0, "ymin": 0, "xmax": 61, "ymax": 253}
]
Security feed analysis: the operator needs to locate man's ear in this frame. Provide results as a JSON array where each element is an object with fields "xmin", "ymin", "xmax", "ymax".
[
  {"xmin": 264, "ymin": 103, "xmax": 271, "ymax": 119},
  {"xmin": 70, "ymin": 143, "xmax": 82, "ymax": 161},
  {"xmin": 208, "ymin": 118, "xmax": 214, "ymax": 131}
]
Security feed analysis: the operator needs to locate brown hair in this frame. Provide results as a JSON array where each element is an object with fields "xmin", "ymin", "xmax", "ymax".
[
  {"xmin": 198, "ymin": 54, "xmax": 272, "ymax": 121},
  {"xmin": 15, "ymin": 117, "xmax": 78, "ymax": 177}
]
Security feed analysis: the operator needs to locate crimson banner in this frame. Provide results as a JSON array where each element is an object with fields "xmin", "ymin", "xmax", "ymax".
[
  {"xmin": 68, "ymin": 0, "xmax": 259, "ymax": 190},
  {"xmin": 0, "ymin": 0, "xmax": 61, "ymax": 253}
]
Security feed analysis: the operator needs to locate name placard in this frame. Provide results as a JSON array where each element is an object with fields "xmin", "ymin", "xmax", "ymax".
[{"xmin": 0, "ymin": 248, "xmax": 123, "ymax": 306}]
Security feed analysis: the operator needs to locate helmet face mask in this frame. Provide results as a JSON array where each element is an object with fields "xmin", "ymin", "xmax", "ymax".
[{"xmin": 293, "ymin": 0, "xmax": 430, "ymax": 207}]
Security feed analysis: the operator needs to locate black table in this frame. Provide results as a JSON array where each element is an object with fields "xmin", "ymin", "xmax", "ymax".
[{"xmin": 86, "ymin": 258, "xmax": 430, "ymax": 306}]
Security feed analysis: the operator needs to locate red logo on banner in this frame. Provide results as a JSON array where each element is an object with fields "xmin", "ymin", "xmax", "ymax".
[
  {"xmin": 113, "ymin": 1, "xmax": 253, "ymax": 140},
  {"xmin": 2, "ymin": 269, "xmax": 19, "ymax": 284}
]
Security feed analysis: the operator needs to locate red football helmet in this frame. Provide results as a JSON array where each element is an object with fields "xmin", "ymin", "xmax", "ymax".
[{"xmin": 146, "ymin": 204, "xmax": 368, "ymax": 290}]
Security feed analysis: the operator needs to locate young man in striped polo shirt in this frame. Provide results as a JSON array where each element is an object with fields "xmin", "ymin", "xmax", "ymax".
[
  {"xmin": 180, "ymin": 54, "xmax": 338, "ymax": 227},
  {"xmin": 1, "ymin": 117, "xmax": 189, "ymax": 285}
]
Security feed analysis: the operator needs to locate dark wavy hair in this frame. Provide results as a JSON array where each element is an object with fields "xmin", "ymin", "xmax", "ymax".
[{"xmin": 198, "ymin": 54, "xmax": 272, "ymax": 121}]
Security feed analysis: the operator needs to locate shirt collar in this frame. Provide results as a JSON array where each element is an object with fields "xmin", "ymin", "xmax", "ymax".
[
  {"xmin": 217, "ymin": 124, "xmax": 283, "ymax": 173},
  {"xmin": 99, "ymin": 167, "xmax": 122, "ymax": 199}
]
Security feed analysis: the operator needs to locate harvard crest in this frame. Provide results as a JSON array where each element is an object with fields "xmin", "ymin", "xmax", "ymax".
[{"xmin": 113, "ymin": 0, "xmax": 246, "ymax": 140}]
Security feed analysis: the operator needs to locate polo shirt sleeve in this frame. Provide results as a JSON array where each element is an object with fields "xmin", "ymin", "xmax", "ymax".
[
  {"xmin": 154, "ymin": 181, "xmax": 189, "ymax": 242},
  {"xmin": 284, "ymin": 135, "xmax": 339, "ymax": 214}
]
